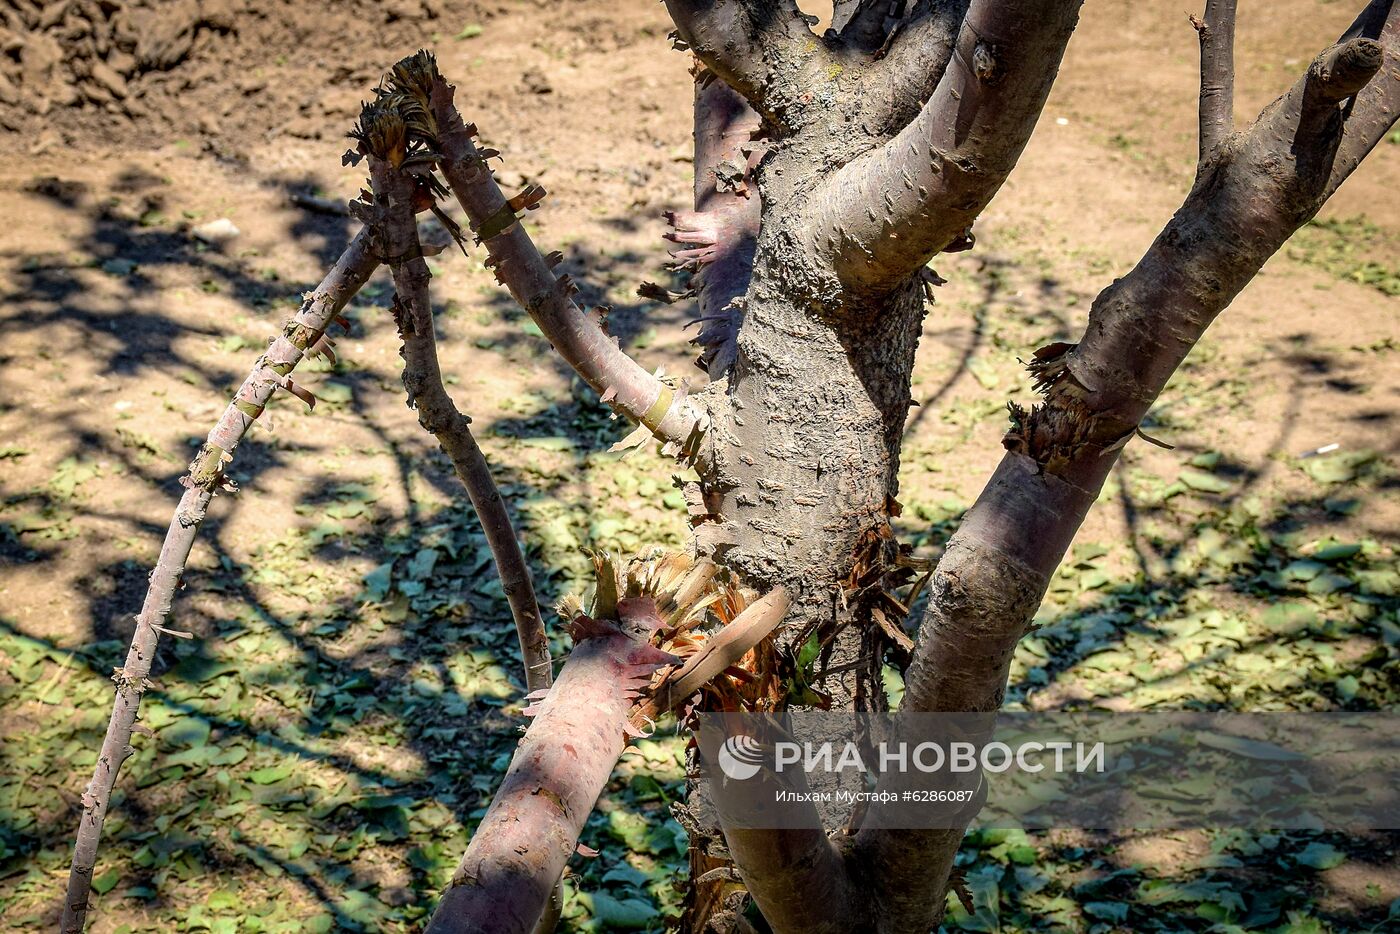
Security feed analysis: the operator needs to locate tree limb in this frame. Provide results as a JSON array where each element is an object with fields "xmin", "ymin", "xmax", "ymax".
[
  {"xmin": 1323, "ymin": 0, "xmax": 1399, "ymax": 199},
  {"xmin": 857, "ymin": 5, "xmax": 1398, "ymax": 929},
  {"xmin": 362, "ymin": 137, "xmax": 552, "ymax": 695},
  {"xmin": 417, "ymin": 77, "xmax": 707, "ymax": 462},
  {"xmin": 425, "ymin": 604, "xmax": 677, "ymax": 934},
  {"xmin": 662, "ymin": 0, "xmax": 836, "ymax": 130},
  {"xmin": 62, "ymin": 231, "xmax": 379, "ymax": 934},
  {"xmin": 805, "ymin": 0, "xmax": 1084, "ymax": 298},
  {"xmin": 858, "ymin": 1, "xmax": 972, "ymax": 134},
  {"xmin": 1192, "ymin": 0, "xmax": 1237, "ymax": 163},
  {"xmin": 831, "ymin": 0, "xmax": 894, "ymax": 51}
]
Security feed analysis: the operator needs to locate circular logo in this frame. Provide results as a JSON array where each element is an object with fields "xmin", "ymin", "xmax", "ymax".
[{"xmin": 718, "ymin": 734, "xmax": 764, "ymax": 781}]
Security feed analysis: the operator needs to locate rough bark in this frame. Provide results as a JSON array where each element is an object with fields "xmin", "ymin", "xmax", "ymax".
[
  {"xmin": 62, "ymin": 232, "xmax": 380, "ymax": 933},
  {"xmin": 662, "ymin": 0, "xmax": 837, "ymax": 130},
  {"xmin": 805, "ymin": 0, "xmax": 1083, "ymax": 299},
  {"xmin": 854, "ymin": 7, "xmax": 1398, "ymax": 931},
  {"xmin": 857, "ymin": 1, "xmax": 972, "ymax": 133}
]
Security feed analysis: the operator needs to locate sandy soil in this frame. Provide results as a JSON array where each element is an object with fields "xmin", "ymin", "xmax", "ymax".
[{"xmin": 0, "ymin": 0, "xmax": 1395, "ymax": 930}]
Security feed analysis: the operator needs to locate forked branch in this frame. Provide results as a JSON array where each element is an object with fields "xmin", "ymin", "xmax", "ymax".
[
  {"xmin": 377, "ymin": 55, "xmax": 709, "ymax": 462},
  {"xmin": 662, "ymin": 0, "xmax": 836, "ymax": 130},
  {"xmin": 806, "ymin": 0, "xmax": 1084, "ymax": 298},
  {"xmin": 858, "ymin": 4, "xmax": 1398, "ymax": 929},
  {"xmin": 858, "ymin": 0, "xmax": 972, "ymax": 133}
]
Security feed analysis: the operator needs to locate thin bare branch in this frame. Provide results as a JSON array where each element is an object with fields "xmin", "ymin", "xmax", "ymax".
[
  {"xmin": 804, "ymin": 0, "xmax": 1084, "ymax": 298},
  {"xmin": 62, "ymin": 231, "xmax": 379, "ymax": 934},
  {"xmin": 361, "ymin": 135, "xmax": 552, "ymax": 695},
  {"xmin": 1322, "ymin": 0, "xmax": 1399, "ymax": 198},
  {"xmin": 1192, "ymin": 0, "xmax": 1237, "ymax": 163}
]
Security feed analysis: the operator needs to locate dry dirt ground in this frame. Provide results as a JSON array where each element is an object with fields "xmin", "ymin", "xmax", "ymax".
[{"xmin": 0, "ymin": 1, "xmax": 1396, "ymax": 932}]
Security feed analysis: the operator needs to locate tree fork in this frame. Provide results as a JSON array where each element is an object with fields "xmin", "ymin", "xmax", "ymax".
[
  {"xmin": 857, "ymin": 5, "xmax": 1398, "ymax": 930},
  {"xmin": 372, "ymin": 54, "xmax": 710, "ymax": 463}
]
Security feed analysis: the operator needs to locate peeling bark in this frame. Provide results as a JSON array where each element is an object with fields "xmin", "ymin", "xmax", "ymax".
[
  {"xmin": 681, "ymin": 71, "xmax": 763, "ymax": 377},
  {"xmin": 426, "ymin": 604, "xmax": 676, "ymax": 934}
]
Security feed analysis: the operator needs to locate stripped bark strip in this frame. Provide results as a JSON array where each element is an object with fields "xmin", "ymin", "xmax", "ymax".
[
  {"xmin": 384, "ymin": 56, "xmax": 707, "ymax": 459},
  {"xmin": 61, "ymin": 230, "xmax": 380, "ymax": 934},
  {"xmin": 631, "ymin": 586, "xmax": 789, "ymax": 725},
  {"xmin": 362, "ymin": 137, "xmax": 552, "ymax": 694},
  {"xmin": 678, "ymin": 69, "xmax": 761, "ymax": 377},
  {"xmin": 425, "ymin": 603, "xmax": 678, "ymax": 934}
]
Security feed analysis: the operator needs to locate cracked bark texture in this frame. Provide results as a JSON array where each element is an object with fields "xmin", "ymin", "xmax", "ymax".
[{"xmin": 662, "ymin": 2, "xmax": 1397, "ymax": 933}]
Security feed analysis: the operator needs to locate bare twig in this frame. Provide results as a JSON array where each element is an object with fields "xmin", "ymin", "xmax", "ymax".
[
  {"xmin": 61, "ymin": 231, "xmax": 380, "ymax": 933},
  {"xmin": 358, "ymin": 117, "xmax": 553, "ymax": 696},
  {"xmin": 1192, "ymin": 0, "xmax": 1237, "ymax": 163},
  {"xmin": 289, "ymin": 191, "xmax": 352, "ymax": 217}
]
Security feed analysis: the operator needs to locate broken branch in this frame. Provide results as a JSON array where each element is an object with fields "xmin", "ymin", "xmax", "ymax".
[
  {"xmin": 382, "ymin": 54, "xmax": 707, "ymax": 461},
  {"xmin": 425, "ymin": 603, "xmax": 676, "ymax": 934}
]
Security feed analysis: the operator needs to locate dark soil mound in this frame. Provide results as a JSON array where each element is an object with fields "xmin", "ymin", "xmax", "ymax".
[{"xmin": 0, "ymin": 0, "xmax": 479, "ymax": 153}]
